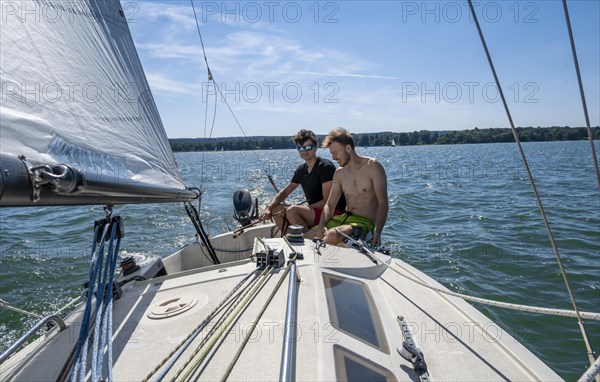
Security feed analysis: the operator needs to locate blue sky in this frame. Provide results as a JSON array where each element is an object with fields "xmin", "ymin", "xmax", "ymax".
[{"xmin": 127, "ymin": 1, "xmax": 600, "ymax": 138}]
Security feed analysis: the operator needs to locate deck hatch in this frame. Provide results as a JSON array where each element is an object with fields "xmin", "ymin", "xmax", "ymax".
[
  {"xmin": 323, "ymin": 272, "xmax": 389, "ymax": 353},
  {"xmin": 333, "ymin": 345, "xmax": 397, "ymax": 382}
]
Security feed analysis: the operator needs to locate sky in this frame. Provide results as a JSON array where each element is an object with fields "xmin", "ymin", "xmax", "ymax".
[{"xmin": 126, "ymin": 0, "xmax": 600, "ymax": 138}]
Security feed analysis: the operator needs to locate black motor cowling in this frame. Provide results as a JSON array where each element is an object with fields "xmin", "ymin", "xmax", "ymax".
[{"xmin": 233, "ymin": 189, "xmax": 259, "ymax": 226}]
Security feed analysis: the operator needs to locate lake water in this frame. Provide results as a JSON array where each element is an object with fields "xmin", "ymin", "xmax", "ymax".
[{"xmin": 1, "ymin": 140, "xmax": 598, "ymax": 380}]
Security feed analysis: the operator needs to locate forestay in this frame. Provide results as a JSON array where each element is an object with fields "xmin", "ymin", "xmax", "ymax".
[{"xmin": 0, "ymin": 0, "xmax": 193, "ymax": 205}]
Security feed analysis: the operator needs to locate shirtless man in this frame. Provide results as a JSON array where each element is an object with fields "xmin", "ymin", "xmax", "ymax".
[{"xmin": 313, "ymin": 127, "xmax": 388, "ymax": 246}]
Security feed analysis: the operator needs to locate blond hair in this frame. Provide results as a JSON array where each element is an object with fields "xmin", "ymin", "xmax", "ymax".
[{"xmin": 322, "ymin": 127, "xmax": 355, "ymax": 149}]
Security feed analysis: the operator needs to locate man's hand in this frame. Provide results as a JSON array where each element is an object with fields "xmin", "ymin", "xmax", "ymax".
[
  {"xmin": 260, "ymin": 207, "xmax": 273, "ymax": 221},
  {"xmin": 371, "ymin": 232, "xmax": 381, "ymax": 247},
  {"xmin": 316, "ymin": 226, "xmax": 326, "ymax": 239}
]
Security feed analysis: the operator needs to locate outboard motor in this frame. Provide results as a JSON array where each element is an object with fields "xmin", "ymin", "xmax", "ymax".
[{"xmin": 233, "ymin": 189, "xmax": 259, "ymax": 226}]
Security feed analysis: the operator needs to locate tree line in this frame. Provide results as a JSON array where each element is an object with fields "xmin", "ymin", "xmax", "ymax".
[{"xmin": 170, "ymin": 126, "xmax": 600, "ymax": 152}]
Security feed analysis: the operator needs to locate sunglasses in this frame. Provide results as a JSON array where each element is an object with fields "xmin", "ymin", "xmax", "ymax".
[{"xmin": 297, "ymin": 144, "xmax": 315, "ymax": 152}]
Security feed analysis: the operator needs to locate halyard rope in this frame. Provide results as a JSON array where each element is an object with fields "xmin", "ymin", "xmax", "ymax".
[
  {"xmin": 190, "ymin": 0, "xmax": 280, "ymax": 194},
  {"xmin": 70, "ymin": 222, "xmax": 109, "ymax": 382},
  {"xmin": 70, "ymin": 218, "xmax": 122, "ymax": 382}
]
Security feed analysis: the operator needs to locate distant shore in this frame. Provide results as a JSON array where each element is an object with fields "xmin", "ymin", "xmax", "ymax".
[{"xmin": 169, "ymin": 126, "xmax": 599, "ymax": 152}]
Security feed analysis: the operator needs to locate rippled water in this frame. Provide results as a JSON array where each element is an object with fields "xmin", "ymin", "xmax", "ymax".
[{"xmin": 1, "ymin": 141, "xmax": 598, "ymax": 380}]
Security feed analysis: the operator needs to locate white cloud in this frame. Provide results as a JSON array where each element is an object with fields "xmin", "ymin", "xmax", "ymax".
[
  {"xmin": 146, "ymin": 73, "xmax": 198, "ymax": 96},
  {"xmin": 134, "ymin": 2, "xmax": 197, "ymax": 31},
  {"xmin": 136, "ymin": 42, "xmax": 205, "ymax": 61}
]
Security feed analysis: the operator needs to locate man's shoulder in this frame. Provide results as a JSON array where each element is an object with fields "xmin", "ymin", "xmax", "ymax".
[
  {"xmin": 333, "ymin": 165, "xmax": 347, "ymax": 176},
  {"xmin": 316, "ymin": 156, "xmax": 335, "ymax": 167},
  {"xmin": 357, "ymin": 156, "xmax": 385, "ymax": 176},
  {"xmin": 364, "ymin": 157, "xmax": 386, "ymax": 179},
  {"xmin": 315, "ymin": 157, "xmax": 337, "ymax": 175},
  {"xmin": 364, "ymin": 156, "xmax": 378, "ymax": 163},
  {"xmin": 363, "ymin": 156, "xmax": 383, "ymax": 168},
  {"xmin": 295, "ymin": 162, "xmax": 307, "ymax": 172}
]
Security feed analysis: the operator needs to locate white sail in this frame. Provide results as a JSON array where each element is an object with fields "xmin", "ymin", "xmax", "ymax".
[{"xmin": 0, "ymin": 0, "xmax": 185, "ymax": 193}]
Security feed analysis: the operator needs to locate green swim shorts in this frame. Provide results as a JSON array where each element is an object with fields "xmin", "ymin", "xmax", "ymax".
[{"xmin": 325, "ymin": 212, "xmax": 375, "ymax": 239}]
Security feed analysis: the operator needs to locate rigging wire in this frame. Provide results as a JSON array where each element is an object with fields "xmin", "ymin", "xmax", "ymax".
[
  {"xmin": 466, "ymin": 0, "xmax": 597, "ymax": 369},
  {"xmin": 562, "ymin": 0, "xmax": 600, "ymax": 192},
  {"xmin": 190, "ymin": 0, "xmax": 218, "ymax": 191},
  {"xmin": 190, "ymin": 0, "xmax": 281, "ymax": 194}
]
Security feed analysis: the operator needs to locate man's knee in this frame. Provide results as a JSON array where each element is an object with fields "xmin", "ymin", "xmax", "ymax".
[
  {"xmin": 288, "ymin": 205, "xmax": 312, "ymax": 222},
  {"xmin": 323, "ymin": 229, "xmax": 341, "ymax": 245},
  {"xmin": 323, "ymin": 225, "xmax": 353, "ymax": 245},
  {"xmin": 286, "ymin": 205, "xmax": 300, "ymax": 218}
]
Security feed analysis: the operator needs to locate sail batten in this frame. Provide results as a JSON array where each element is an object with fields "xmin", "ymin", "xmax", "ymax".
[{"xmin": 1, "ymin": 0, "xmax": 190, "ymax": 206}]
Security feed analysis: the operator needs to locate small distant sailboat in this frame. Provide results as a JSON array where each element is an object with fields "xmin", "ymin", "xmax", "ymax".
[{"xmin": 391, "ymin": 138, "xmax": 396, "ymax": 147}]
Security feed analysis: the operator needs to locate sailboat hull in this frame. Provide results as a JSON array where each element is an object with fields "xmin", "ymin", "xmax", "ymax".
[{"xmin": 0, "ymin": 227, "xmax": 562, "ymax": 381}]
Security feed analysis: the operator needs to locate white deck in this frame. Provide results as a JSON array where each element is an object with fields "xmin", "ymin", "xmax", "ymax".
[{"xmin": 0, "ymin": 227, "xmax": 563, "ymax": 381}]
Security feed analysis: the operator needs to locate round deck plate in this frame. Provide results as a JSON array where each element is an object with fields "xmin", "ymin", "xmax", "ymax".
[{"xmin": 147, "ymin": 296, "xmax": 198, "ymax": 319}]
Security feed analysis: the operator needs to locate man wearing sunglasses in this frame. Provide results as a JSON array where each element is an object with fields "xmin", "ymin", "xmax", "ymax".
[
  {"xmin": 261, "ymin": 129, "xmax": 345, "ymax": 233},
  {"xmin": 312, "ymin": 127, "xmax": 388, "ymax": 247}
]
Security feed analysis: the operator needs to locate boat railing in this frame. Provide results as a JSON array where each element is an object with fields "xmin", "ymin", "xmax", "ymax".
[
  {"xmin": 280, "ymin": 259, "xmax": 300, "ymax": 381},
  {"xmin": 0, "ymin": 314, "xmax": 67, "ymax": 364}
]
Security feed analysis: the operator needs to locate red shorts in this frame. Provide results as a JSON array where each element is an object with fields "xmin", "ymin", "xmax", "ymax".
[{"xmin": 313, "ymin": 208, "xmax": 343, "ymax": 226}]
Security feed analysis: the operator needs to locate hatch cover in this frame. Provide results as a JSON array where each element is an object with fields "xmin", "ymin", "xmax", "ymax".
[{"xmin": 147, "ymin": 296, "xmax": 198, "ymax": 319}]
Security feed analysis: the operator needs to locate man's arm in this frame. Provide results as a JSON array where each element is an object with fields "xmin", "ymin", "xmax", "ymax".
[
  {"xmin": 261, "ymin": 182, "xmax": 298, "ymax": 220},
  {"xmin": 316, "ymin": 173, "xmax": 343, "ymax": 238},
  {"xmin": 310, "ymin": 159, "xmax": 336, "ymax": 209},
  {"xmin": 371, "ymin": 162, "xmax": 388, "ymax": 246},
  {"xmin": 311, "ymin": 181, "xmax": 333, "ymax": 209}
]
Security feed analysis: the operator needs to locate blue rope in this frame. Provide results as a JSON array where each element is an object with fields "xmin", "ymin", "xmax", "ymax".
[
  {"xmin": 90, "ymin": 226, "xmax": 114, "ymax": 381},
  {"xmin": 95, "ymin": 223, "xmax": 121, "ymax": 381},
  {"xmin": 70, "ymin": 223, "xmax": 108, "ymax": 381},
  {"xmin": 79, "ymin": 229, "xmax": 109, "ymax": 382},
  {"xmin": 71, "ymin": 219, "xmax": 121, "ymax": 382},
  {"xmin": 107, "ymin": 235, "xmax": 122, "ymax": 382}
]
